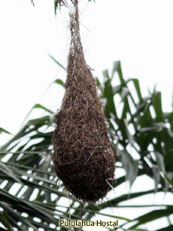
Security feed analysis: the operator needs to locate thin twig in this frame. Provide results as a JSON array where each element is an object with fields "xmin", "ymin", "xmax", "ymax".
[
  {"xmin": 56, "ymin": 0, "xmax": 68, "ymax": 7},
  {"xmin": 31, "ymin": 0, "xmax": 35, "ymax": 6}
]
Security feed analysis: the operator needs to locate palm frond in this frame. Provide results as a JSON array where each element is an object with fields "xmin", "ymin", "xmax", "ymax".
[{"xmin": 0, "ymin": 61, "xmax": 173, "ymax": 230}]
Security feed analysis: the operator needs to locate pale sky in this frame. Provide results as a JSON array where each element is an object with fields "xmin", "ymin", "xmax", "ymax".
[
  {"xmin": 0, "ymin": 0, "xmax": 173, "ymax": 229},
  {"xmin": 1, "ymin": 0, "xmax": 173, "ymax": 143}
]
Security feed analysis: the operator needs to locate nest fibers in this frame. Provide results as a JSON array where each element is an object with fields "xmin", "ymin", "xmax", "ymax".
[{"xmin": 53, "ymin": 0, "xmax": 115, "ymax": 202}]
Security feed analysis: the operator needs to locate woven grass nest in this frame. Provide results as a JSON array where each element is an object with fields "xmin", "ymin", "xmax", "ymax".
[{"xmin": 53, "ymin": 0, "xmax": 115, "ymax": 202}]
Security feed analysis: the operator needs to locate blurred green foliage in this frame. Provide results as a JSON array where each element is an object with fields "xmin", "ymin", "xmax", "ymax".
[{"xmin": 0, "ymin": 60, "xmax": 172, "ymax": 230}]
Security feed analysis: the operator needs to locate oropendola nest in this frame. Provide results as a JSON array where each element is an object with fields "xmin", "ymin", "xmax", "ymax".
[{"xmin": 53, "ymin": 1, "xmax": 115, "ymax": 202}]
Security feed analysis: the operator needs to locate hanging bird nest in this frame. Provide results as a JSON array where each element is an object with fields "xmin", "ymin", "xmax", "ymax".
[{"xmin": 53, "ymin": 0, "xmax": 115, "ymax": 202}]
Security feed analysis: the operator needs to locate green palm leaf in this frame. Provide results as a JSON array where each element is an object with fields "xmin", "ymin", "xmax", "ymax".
[{"xmin": 0, "ymin": 61, "xmax": 173, "ymax": 230}]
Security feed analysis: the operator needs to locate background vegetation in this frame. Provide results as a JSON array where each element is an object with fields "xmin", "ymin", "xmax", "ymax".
[{"xmin": 0, "ymin": 60, "xmax": 173, "ymax": 230}]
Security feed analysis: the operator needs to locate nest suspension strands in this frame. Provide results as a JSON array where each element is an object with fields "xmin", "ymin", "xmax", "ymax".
[{"xmin": 53, "ymin": 0, "xmax": 115, "ymax": 202}]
